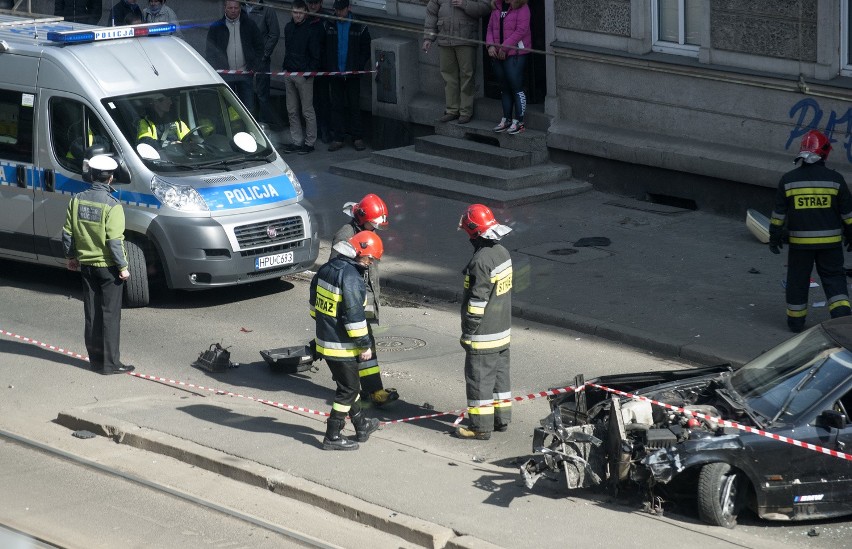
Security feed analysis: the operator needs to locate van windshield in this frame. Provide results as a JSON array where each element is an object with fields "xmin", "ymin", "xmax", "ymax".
[{"xmin": 102, "ymin": 85, "xmax": 272, "ymax": 171}]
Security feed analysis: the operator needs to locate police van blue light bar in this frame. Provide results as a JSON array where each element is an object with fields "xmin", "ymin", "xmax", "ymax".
[{"xmin": 46, "ymin": 23, "xmax": 176, "ymax": 44}]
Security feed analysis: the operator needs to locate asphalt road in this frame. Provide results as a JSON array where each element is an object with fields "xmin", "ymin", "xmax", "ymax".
[{"xmin": 1, "ymin": 256, "xmax": 850, "ymax": 548}]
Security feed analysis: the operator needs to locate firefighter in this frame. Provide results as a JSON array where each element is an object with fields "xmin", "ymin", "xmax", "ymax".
[
  {"xmin": 331, "ymin": 193, "xmax": 399, "ymax": 407},
  {"xmin": 456, "ymin": 204, "xmax": 513, "ymax": 440},
  {"xmin": 310, "ymin": 231, "xmax": 383, "ymax": 451},
  {"xmin": 769, "ymin": 129, "xmax": 852, "ymax": 333}
]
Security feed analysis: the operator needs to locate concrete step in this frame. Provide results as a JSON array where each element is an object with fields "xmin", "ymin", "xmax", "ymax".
[
  {"xmin": 329, "ymin": 159, "xmax": 592, "ymax": 208},
  {"xmin": 414, "ymin": 135, "xmax": 532, "ymax": 170},
  {"xmin": 370, "ymin": 147, "xmax": 570, "ymax": 191},
  {"xmin": 433, "ymin": 118, "xmax": 549, "ymax": 164}
]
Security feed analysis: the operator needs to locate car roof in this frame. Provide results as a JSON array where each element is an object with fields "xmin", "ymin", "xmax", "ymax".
[{"xmin": 823, "ymin": 316, "xmax": 852, "ymax": 351}]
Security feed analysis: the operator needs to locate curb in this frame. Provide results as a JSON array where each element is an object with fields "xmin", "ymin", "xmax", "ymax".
[
  {"xmin": 55, "ymin": 408, "xmax": 495, "ymax": 549},
  {"xmin": 383, "ymin": 274, "xmax": 751, "ymax": 369}
]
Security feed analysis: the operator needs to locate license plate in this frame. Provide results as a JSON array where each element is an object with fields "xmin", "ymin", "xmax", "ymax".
[{"xmin": 255, "ymin": 251, "xmax": 294, "ymax": 270}]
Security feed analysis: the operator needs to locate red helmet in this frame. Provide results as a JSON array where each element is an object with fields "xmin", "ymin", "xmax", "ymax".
[
  {"xmin": 459, "ymin": 204, "xmax": 498, "ymax": 238},
  {"xmin": 348, "ymin": 231, "xmax": 384, "ymax": 260},
  {"xmin": 352, "ymin": 194, "xmax": 389, "ymax": 230},
  {"xmin": 798, "ymin": 129, "xmax": 832, "ymax": 162}
]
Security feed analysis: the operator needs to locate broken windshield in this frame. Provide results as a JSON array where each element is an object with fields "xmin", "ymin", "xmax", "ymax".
[{"xmin": 102, "ymin": 85, "xmax": 272, "ymax": 172}]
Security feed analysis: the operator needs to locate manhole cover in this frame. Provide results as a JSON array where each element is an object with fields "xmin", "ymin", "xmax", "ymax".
[
  {"xmin": 548, "ymin": 248, "xmax": 578, "ymax": 256},
  {"xmin": 375, "ymin": 335, "xmax": 427, "ymax": 352}
]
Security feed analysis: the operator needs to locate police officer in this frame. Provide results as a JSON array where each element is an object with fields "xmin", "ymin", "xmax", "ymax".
[
  {"xmin": 456, "ymin": 204, "xmax": 512, "ymax": 440},
  {"xmin": 137, "ymin": 93, "xmax": 191, "ymax": 149},
  {"xmin": 331, "ymin": 193, "xmax": 399, "ymax": 407},
  {"xmin": 62, "ymin": 155, "xmax": 135, "ymax": 375},
  {"xmin": 310, "ymin": 231, "xmax": 383, "ymax": 450},
  {"xmin": 770, "ymin": 129, "xmax": 852, "ymax": 333}
]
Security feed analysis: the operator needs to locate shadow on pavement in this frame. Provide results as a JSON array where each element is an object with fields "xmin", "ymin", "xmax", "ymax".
[{"xmin": 178, "ymin": 403, "xmax": 322, "ymax": 449}]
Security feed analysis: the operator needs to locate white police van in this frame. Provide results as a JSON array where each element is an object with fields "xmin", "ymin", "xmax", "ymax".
[{"xmin": 0, "ymin": 15, "xmax": 318, "ymax": 306}]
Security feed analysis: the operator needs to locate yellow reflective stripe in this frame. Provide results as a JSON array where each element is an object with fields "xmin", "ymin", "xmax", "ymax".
[
  {"xmin": 467, "ymin": 304, "xmax": 486, "ymax": 315},
  {"xmin": 493, "ymin": 400, "xmax": 513, "ymax": 409},
  {"xmin": 316, "ymin": 284, "xmax": 342, "ymax": 301},
  {"xmin": 770, "ymin": 218, "xmax": 784, "ymax": 226},
  {"xmin": 788, "ymin": 235, "xmax": 842, "ymax": 244},
  {"xmin": 785, "ymin": 187, "xmax": 838, "ymax": 197},
  {"xmin": 464, "ymin": 274, "xmax": 470, "ymax": 289},
  {"xmin": 468, "ymin": 406, "xmax": 494, "ymax": 416},
  {"xmin": 786, "ymin": 309, "xmax": 808, "ymax": 318},
  {"xmin": 332, "ymin": 402, "xmax": 351, "ymax": 413},
  {"xmin": 315, "ymin": 344, "xmax": 360, "ymax": 358},
  {"xmin": 346, "ymin": 326, "xmax": 368, "ymax": 338},
  {"xmin": 358, "ymin": 366, "xmax": 380, "ymax": 377},
  {"xmin": 470, "ymin": 335, "xmax": 511, "ymax": 350},
  {"xmin": 829, "ymin": 300, "xmax": 850, "ymax": 311},
  {"xmin": 844, "ymin": 217, "xmax": 852, "ymax": 225}
]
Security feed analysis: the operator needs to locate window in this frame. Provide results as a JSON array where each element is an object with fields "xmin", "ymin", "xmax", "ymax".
[
  {"xmin": 50, "ymin": 98, "xmax": 112, "ymax": 174},
  {"xmin": 0, "ymin": 89, "xmax": 34, "ymax": 163},
  {"xmin": 652, "ymin": 0, "xmax": 700, "ymax": 56},
  {"xmin": 843, "ymin": 0, "xmax": 852, "ymax": 77}
]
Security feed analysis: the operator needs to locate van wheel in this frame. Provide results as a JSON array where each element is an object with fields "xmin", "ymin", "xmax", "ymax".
[
  {"xmin": 697, "ymin": 462, "xmax": 743, "ymax": 528},
  {"xmin": 123, "ymin": 240, "xmax": 150, "ymax": 308}
]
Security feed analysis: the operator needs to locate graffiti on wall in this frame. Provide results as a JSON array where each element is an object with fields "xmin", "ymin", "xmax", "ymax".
[{"xmin": 788, "ymin": 98, "xmax": 852, "ymax": 163}]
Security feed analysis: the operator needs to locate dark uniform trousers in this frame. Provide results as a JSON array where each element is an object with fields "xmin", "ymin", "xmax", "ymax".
[
  {"xmin": 81, "ymin": 265, "xmax": 124, "ymax": 369},
  {"xmin": 464, "ymin": 348, "xmax": 511, "ymax": 433},
  {"xmin": 786, "ymin": 247, "xmax": 851, "ymax": 330},
  {"xmin": 327, "ymin": 358, "xmax": 361, "ymax": 419},
  {"xmin": 356, "ymin": 323, "xmax": 383, "ymax": 395},
  {"xmin": 329, "ymin": 76, "xmax": 363, "ymax": 142}
]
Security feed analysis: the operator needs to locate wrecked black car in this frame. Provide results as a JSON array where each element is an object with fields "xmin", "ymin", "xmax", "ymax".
[{"xmin": 522, "ymin": 316, "xmax": 852, "ymax": 528}]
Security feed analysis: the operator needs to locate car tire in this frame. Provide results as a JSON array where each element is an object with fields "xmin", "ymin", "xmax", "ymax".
[
  {"xmin": 697, "ymin": 462, "xmax": 742, "ymax": 528},
  {"xmin": 123, "ymin": 240, "xmax": 150, "ymax": 308}
]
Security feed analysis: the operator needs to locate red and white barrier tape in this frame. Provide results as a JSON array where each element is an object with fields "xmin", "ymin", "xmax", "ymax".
[
  {"xmin": 589, "ymin": 382, "xmax": 852, "ymax": 462},
  {"xmin": 217, "ymin": 69, "xmax": 376, "ymax": 77},
  {"xmin": 0, "ymin": 328, "xmax": 89, "ymax": 361}
]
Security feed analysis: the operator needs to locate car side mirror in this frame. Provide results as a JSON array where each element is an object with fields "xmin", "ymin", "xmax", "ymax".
[
  {"xmin": 816, "ymin": 409, "xmax": 847, "ymax": 430},
  {"xmin": 114, "ymin": 159, "xmax": 132, "ymax": 185}
]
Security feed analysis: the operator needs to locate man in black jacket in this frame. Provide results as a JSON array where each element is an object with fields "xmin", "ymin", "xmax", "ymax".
[
  {"xmin": 281, "ymin": 0, "xmax": 320, "ymax": 154},
  {"xmin": 323, "ymin": 0, "xmax": 371, "ymax": 152},
  {"xmin": 206, "ymin": 0, "xmax": 264, "ymax": 112},
  {"xmin": 55, "ymin": 0, "xmax": 102, "ymax": 24},
  {"xmin": 770, "ymin": 129, "xmax": 852, "ymax": 333},
  {"xmin": 244, "ymin": 0, "xmax": 280, "ymax": 127},
  {"xmin": 107, "ymin": 0, "xmax": 142, "ymax": 25}
]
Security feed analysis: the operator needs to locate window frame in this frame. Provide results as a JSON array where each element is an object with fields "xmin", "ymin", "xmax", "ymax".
[
  {"xmin": 651, "ymin": 0, "xmax": 700, "ymax": 57},
  {"xmin": 843, "ymin": 0, "xmax": 852, "ymax": 77}
]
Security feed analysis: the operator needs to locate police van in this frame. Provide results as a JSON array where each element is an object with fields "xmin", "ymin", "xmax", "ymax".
[{"xmin": 0, "ymin": 15, "xmax": 319, "ymax": 306}]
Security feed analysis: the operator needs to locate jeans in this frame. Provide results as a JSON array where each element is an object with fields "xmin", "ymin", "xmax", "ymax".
[{"xmin": 491, "ymin": 55, "xmax": 528, "ymax": 122}]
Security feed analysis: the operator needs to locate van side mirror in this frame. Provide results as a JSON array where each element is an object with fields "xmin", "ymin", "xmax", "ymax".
[
  {"xmin": 114, "ymin": 160, "xmax": 132, "ymax": 185},
  {"xmin": 816, "ymin": 409, "xmax": 847, "ymax": 430}
]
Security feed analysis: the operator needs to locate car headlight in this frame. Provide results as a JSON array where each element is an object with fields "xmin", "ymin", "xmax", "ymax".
[
  {"xmin": 151, "ymin": 177, "xmax": 209, "ymax": 212},
  {"xmin": 282, "ymin": 163, "xmax": 303, "ymax": 197}
]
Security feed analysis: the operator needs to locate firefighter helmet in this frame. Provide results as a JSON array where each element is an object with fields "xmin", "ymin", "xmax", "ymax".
[
  {"xmin": 348, "ymin": 231, "xmax": 384, "ymax": 260},
  {"xmin": 798, "ymin": 130, "xmax": 832, "ymax": 163},
  {"xmin": 352, "ymin": 194, "xmax": 389, "ymax": 230},
  {"xmin": 459, "ymin": 204, "xmax": 498, "ymax": 239}
]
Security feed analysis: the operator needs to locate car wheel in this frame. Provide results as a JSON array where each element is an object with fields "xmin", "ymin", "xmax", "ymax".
[
  {"xmin": 123, "ymin": 240, "xmax": 150, "ymax": 308},
  {"xmin": 697, "ymin": 462, "xmax": 743, "ymax": 528}
]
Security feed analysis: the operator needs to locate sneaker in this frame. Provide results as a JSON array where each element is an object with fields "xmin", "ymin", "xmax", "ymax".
[
  {"xmin": 507, "ymin": 120, "xmax": 525, "ymax": 135},
  {"xmin": 454, "ymin": 426, "xmax": 491, "ymax": 440},
  {"xmin": 439, "ymin": 113, "xmax": 459, "ymax": 123},
  {"xmin": 492, "ymin": 118, "xmax": 510, "ymax": 133},
  {"xmin": 282, "ymin": 143, "xmax": 299, "ymax": 153},
  {"xmin": 328, "ymin": 141, "xmax": 344, "ymax": 152},
  {"xmin": 370, "ymin": 388, "xmax": 399, "ymax": 407},
  {"xmin": 298, "ymin": 144, "xmax": 314, "ymax": 155},
  {"xmin": 353, "ymin": 139, "xmax": 367, "ymax": 151}
]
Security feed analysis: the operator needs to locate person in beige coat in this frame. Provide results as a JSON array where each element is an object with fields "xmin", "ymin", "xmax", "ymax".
[{"xmin": 422, "ymin": 0, "xmax": 491, "ymax": 124}]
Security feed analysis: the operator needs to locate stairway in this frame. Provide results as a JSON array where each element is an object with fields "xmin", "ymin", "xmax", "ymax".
[{"xmin": 329, "ymin": 117, "xmax": 591, "ymax": 208}]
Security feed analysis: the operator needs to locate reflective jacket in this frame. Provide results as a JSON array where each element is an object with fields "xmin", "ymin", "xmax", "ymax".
[
  {"xmin": 461, "ymin": 240, "xmax": 512, "ymax": 355},
  {"xmin": 62, "ymin": 183, "xmax": 127, "ymax": 268},
  {"xmin": 310, "ymin": 256, "xmax": 371, "ymax": 361},
  {"xmin": 331, "ymin": 222, "xmax": 380, "ymax": 322},
  {"xmin": 770, "ymin": 161, "xmax": 852, "ymax": 249}
]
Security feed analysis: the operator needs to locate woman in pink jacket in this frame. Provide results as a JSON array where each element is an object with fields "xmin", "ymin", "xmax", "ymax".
[{"xmin": 485, "ymin": 0, "xmax": 531, "ymax": 135}]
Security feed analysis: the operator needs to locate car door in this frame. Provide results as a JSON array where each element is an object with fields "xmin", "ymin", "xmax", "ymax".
[
  {"xmin": 0, "ymin": 72, "xmax": 38, "ymax": 260},
  {"xmin": 33, "ymin": 93, "xmax": 117, "ymax": 265}
]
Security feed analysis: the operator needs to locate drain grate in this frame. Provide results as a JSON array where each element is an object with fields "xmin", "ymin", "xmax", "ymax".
[{"xmin": 376, "ymin": 335, "xmax": 427, "ymax": 352}]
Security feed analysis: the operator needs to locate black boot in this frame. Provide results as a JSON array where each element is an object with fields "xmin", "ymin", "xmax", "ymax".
[
  {"xmin": 322, "ymin": 417, "xmax": 358, "ymax": 451},
  {"xmin": 349, "ymin": 409, "xmax": 380, "ymax": 443}
]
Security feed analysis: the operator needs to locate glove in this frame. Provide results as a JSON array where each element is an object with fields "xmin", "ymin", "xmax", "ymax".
[{"xmin": 769, "ymin": 241, "xmax": 782, "ymax": 255}]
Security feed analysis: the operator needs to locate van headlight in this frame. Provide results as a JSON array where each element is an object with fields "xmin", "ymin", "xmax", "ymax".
[
  {"xmin": 282, "ymin": 164, "xmax": 303, "ymax": 197},
  {"xmin": 151, "ymin": 177, "xmax": 209, "ymax": 212}
]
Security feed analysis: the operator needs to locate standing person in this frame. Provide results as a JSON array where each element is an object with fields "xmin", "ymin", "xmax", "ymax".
[
  {"xmin": 205, "ymin": 0, "xmax": 264, "ymax": 112},
  {"xmin": 322, "ymin": 0, "xmax": 371, "ymax": 152},
  {"xmin": 244, "ymin": 0, "xmax": 280, "ymax": 127},
  {"xmin": 422, "ymin": 0, "xmax": 491, "ymax": 124},
  {"xmin": 456, "ymin": 204, "xmax": 512, "ymax": 440},
  {"xmin": 310, "ymin": 231, "xmax": 383, "ymax": 451},
  {"xmin": 307, "ymin": 0, "xmax": 331, "ymax": 144},
  {"xmin": 55, "ymin": 0, "xmax": 102, "ymax": 24},
  {"xmin": 331, "ymin": 194, "xmax": 399, "ymax": 407},
  {"xmin": 62, "ymin": 155, "xmax": 135, "ymax": 376},
  {"xmin": 108, "ymin": 0, "xmax": 142, "ymax": 25},
  {"xmin": 281, "ymin": 0, "xmax": 320, "ymax": 155},
  {"xmin": 769, "ymin": 129, "xmax": 852, "ymax": 333},
  {"xmin": 143, "ymin": 0, "xmax": 179, "ymax": 26},
  {"xmin": 486, "ymin": 0, "xmax": 531, "ymax": 135}
]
